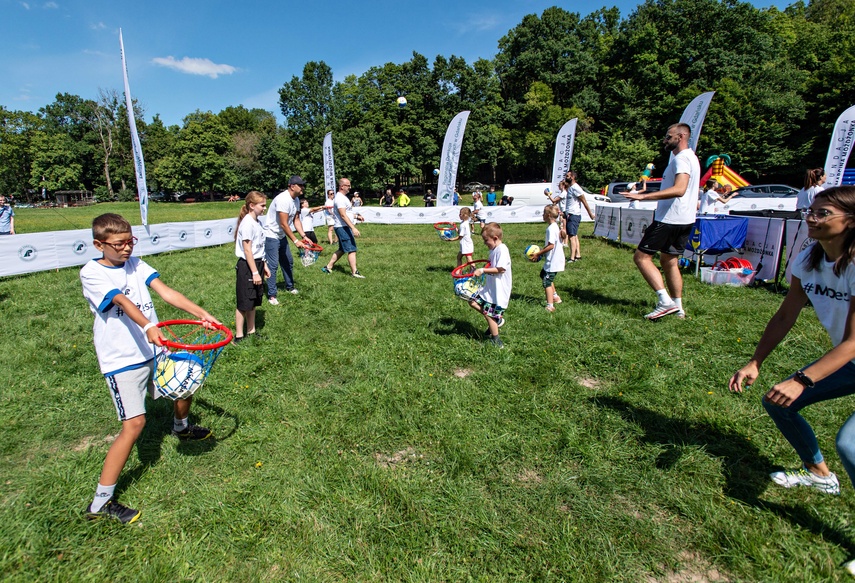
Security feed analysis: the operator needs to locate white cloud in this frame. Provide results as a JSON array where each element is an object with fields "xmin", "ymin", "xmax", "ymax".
[
  {"xmin": 20, "ymin": 2, "xmax": 30, "ymax": 9},
  {"xmin": 90, "ymin": 21, "xmax": 106, "ymax": 30},
  {"xmin": 451, "ymin": 13, "xmax": 501, "ymax": 35},
  {"xmin": 152, "ymin": 56, "xmax": 237, "ymax": 79},
  {"xmin": 44, "ymin": 1, "xmax": 58, "ymax": 8}
]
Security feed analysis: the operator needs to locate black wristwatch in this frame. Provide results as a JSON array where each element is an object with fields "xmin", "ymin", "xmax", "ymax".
[{"xmin": 793, "ymin": 370, "xmax": 815, "ymax": 389}]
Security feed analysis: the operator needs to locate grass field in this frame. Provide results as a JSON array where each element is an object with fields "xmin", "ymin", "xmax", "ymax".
[{"xmin": 1, "ymin": 203, "xmax": 853, "ymax": 581}]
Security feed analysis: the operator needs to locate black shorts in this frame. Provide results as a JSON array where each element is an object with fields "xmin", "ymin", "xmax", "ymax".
[
  {"xmin": 304, "ymin": 231, "xmax": 318, "ymax": 244},
  {"xmin": 236, "ymin": 258, "xmax": 265, "ymax": 311},
  {"xmin": 637, "ymin": 221, "xmax": 692, "ymax": 256}
]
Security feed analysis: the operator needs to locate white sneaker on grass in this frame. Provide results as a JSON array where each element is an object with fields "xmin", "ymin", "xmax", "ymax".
[
  {"xmin": 770, "ymin": 467, "xmax": 840, "ymax": 495},
  {"xmin": 268, "ymin": 297, "xmax": 280, "ymax": 306},
  {"xmin": 644, "ymin": 300, "xmax": 679, "ymax": 320}
]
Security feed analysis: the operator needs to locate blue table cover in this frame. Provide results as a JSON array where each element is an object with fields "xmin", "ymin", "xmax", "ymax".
[{"xmin": 686, "ymin": 215, "xmax": 748, "ymax": 254}]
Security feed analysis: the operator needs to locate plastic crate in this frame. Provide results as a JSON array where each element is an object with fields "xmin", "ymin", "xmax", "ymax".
[{"xmin": 700, "ymin": 267, "xmax": 755, "ymax": 287}]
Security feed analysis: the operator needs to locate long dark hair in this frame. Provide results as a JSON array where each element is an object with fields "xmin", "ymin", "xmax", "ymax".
[
  {"xmin": 803, "ymin": 168, "xmax": 825, "ymax": 189},
  {"xmin": 234, "ymin": 191, "xmax": 266, "ymax": 240},
  {"xmin": 806, "ymin": 186, "xmax": 855, "ymax": 276}
]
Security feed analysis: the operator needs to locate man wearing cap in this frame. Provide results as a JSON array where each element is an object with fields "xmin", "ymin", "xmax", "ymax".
[
  {"xmin": 263, "ymin": 175, "xmax": 308, "ymax": 304},
  {"xmin": 321, "ymin": 177, "xmax": 365, "ymax": 278}
]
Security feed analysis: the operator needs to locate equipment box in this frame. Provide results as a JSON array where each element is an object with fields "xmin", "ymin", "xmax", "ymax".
[{"xmin": 700, "ymin": 267, "xmax": 755, "ymax": 287}]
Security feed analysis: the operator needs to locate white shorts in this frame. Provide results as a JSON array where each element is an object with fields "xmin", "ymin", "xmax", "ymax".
[
  {"xmin": 105, "ymin": 361, "xmax": 157, "ymax": 421},
  {"xmin": 325, "ymin": 216, "xmax": 335, "ymax": 226}
]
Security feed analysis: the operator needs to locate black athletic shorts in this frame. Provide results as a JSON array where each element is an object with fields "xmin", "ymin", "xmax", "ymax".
[
  {"xmin": 236, "ymin": 258, "xmax": 265, "ymax": 311},
  {"xmin": 637, "ymin": 221, "xmax": 692, "ymax": 256}
]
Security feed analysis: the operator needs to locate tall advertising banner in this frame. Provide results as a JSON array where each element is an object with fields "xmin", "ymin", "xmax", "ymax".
[
  {"xmin": 677, "ymin": 91, "xmax": 715, "ymax": 154},
  {"xmin": 119, "ymin": 29, "xmax": 149, "ymax": 226},
  {"xmin": 550, "ymin": 118, "xmax": 577, "ymax": 206},
  {"xmin": 823, "ymin": 104, "xmax": 855, "ymax": 187},
  {"xmin": 323, "ymin": 132, "xmax": 336, "ymax": 195},
  {"xmin": 437, "ymin": 111, "xmax": 470, "ymax": 207}
]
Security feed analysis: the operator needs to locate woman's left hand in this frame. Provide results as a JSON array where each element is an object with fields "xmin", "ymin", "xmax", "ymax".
[{"xmin": 763, "ymin": 378, "xmax": 805, "ymax": 408}]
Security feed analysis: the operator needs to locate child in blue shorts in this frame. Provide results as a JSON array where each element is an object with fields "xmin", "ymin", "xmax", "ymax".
[{"xmin": 530, "ymin": 205, "xmax": 566, "ymax": 312}]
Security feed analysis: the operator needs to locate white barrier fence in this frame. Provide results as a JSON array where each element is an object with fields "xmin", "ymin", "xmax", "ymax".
[{"xmin": 593, "ymin": 204, "xmax": 807, "ymax": 284}]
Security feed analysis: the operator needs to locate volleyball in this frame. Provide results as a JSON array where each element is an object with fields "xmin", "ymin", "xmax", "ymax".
[
  {"xmin": 443, "ymin": 229, "xmax": 454, "ymax": 239},
  {"xmin": 525, "ymin": 245, "xmax": 542, "ymax": 262},
  {"xmin": 433, "ymin": 168, "xmax": 439, "ymax": 176},
  {"xmin": 154, "ymin": 352, "xmax": 206, "ymax": 400},
  {"xmin": 396, "ymin": 96, "xmax": 407, "ymax": 108}
]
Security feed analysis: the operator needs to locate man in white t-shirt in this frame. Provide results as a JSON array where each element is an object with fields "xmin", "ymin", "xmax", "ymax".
[
  {"xmin": 321, "ymin": 177, "xmax": 365, "ymax": 278},
  {"xmin": 263, "ymin": 175, "xmax": 308, "ymax": 304},
  {"xmin": 624, "ymin": 123, "xmax": 700, "ymax": 320}
]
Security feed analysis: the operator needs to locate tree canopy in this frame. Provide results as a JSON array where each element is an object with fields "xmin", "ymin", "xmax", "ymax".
[{"xmin": 1, "ymin": 0, "xmax": 851, "ymax": 202}]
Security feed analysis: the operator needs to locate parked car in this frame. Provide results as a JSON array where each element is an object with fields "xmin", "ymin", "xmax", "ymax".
[
  {"xmin": 602, "ymin": 180, "xmax": 663, "ymax": 203},
  {"xmin": 729, "ymin": 184, "xmax": 798, "ymax": 198},
  {"xmin": 462, "ymin": 181, "xmax": 489, "ymax": 192}
]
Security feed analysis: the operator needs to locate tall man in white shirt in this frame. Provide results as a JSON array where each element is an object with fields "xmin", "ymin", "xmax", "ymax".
[
  {"xmin": 321, "ymin": 177, "xmax": 365, "ymax": 278},
  {"xmin": 263, "ymin": 175, "xmax": 308, "ymax": 304},
  {"xmin": 624, "ymin": 123, "xmax": 700, "ymax": 320}
]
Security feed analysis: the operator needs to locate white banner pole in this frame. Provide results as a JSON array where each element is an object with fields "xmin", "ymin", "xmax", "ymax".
[
  {"xmin": 550, "ymin": 118, "xmax": 577, "ymax": 203},
  {"xmin": 436, "ymin": 111, "xmax": 471, "ymax": 207},
  {"xmin": 119, "ymin": 29, "xmax": 149, "ymax": 226},
  {"xmin": 323, "ymin": 132, "xmax": 336, "ymax": 194}
]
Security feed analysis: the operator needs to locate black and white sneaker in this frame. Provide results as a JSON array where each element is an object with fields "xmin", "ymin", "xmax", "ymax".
[
  {"xmin": 85, "ymin": 497, "xmax": 141, "ymax": 524},
  {"xmin": 172, "ymin": 424, "xmax": 213, "ymax": 441}
]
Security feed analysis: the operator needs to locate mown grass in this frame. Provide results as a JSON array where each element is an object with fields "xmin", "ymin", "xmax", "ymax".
[{"xmin": 1, "ymin": 207, "xmax": 853, "ymax": 581}]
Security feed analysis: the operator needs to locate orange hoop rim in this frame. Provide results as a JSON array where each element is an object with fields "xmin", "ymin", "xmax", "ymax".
[
  {"xmin": 433, "ymin": 222, "xmax": 457, "ymax": 231},
  {"xmin": 451, "ymin": 259, "xmax": 490, "ymax": 279},
  {"xmin": 156, "ymin": 319, "xmax": 233, "ymax": 350},
  {"xmin": 301, "ymin": 240, "xmax": 324, "ymax": 253}
]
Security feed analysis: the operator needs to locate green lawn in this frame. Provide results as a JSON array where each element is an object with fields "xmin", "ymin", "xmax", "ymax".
[{"xmin": 1, "ymin": 206, "xmax": 852, "ymax": 581}]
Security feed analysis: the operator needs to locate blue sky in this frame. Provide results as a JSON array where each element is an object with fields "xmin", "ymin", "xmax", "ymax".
[{"xmin": 2, "ymin": 0, "xmax": 791, "ymax": 127}]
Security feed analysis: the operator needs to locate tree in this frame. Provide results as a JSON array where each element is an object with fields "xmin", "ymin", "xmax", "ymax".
[{"xmin": 0, "ymin": 107, "xmax": 41, "ymax": 199}]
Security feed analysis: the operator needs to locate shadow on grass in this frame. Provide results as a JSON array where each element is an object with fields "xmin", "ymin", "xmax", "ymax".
[
  {"xmin": 116, "ymin": 395, "xmax": 232, "ymax": 495},
  {"xmin": 432, "ymin": 316, "xmax": 482, "ymax": 339},
  {"xmin": 561, "ymin": 285, "xmax": 642, "ymax": 310},
  {"xmin": 592, "ymin": 395, "xmax": 855, "ymax": 555},
  {"xmin": 425, "ymin": 265, "xmax": 454, "ymax": 274}
]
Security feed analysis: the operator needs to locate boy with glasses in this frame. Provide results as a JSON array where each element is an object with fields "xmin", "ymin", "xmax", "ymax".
[{"xmin": 80, "ymin": 213, "xmax": 221, "ymax": 523}]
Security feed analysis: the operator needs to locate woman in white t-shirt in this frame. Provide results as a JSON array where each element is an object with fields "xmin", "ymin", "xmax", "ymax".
[
  {"xmin": 796, "ymin": 167, "xmax": 826, "ymax": 211},
  {"xmin": 234, "ymin": 191, "xmax": 271, "ymax": 341},
  {"xmin": 323, "ymin": 190, "xmax": 337, "ymax": 245},
  {"xmin": 730, "ymin": 186, "xmax": 855, "ymax": 502},
  {"xmin": 564, "ymin": 170, "xmax": 594, "ymax": 262}
]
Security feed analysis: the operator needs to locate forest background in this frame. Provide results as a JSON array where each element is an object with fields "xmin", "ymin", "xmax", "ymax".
[{"xmin": 1, "ymin": 0, "xmax": 853, "ymax": 204}]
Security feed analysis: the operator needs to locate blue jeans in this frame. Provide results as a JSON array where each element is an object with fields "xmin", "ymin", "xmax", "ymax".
[
  {"xmin": 264, "ymin": 237, "xmax": 295, "ymax": 298},
  {"xmin": 762, "ymin": 361, "xmax": 855, "ymax": 486}
]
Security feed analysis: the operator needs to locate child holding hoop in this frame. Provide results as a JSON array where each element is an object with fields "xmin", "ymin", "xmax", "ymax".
[
  {"xmin": 300, "ymin": 199, "xmax": 324, "ymax": 245},
  {"xmin": 80, "ymin": 213, "xmax": 221, "ymax": 523},
  {"xmin": 530, "ymin": 205, "xmax": 565, "ymax": 312},
  {"xmin": 729, "ymin": 186, "xmax": 855, "ymax": 499},
  {"xmin": 469, "ymin": 222, "xmax": 512, "ymax": 348},
  {"xmin": 451, "ymin": 207, "xmax": 474, "ymax": 266},
  {"xmin": 235, "ymin": 191, "xmax": 271, "ymax": 342},
  {"xmin": 472, "ymin": 191, "xmax": 486, "ymax": 231}
]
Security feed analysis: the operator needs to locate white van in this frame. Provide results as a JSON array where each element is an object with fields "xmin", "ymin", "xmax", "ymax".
[{"xmin": 501, "ymin": 183, "xmax": 611, "ymax": 208}]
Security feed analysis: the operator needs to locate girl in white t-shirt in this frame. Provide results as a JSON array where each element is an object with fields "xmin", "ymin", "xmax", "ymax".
[
  {"xmin": 472, "ymin": 192, "xmax": 485, "ymax": 231},
  {"xmin": 234, "ymin": 191, "xmax": 270, "ymax": 342},
  {"xmin": 452, "ymin": 207, "xmax": 474, "ymax": 266},
  {"xmin": 730, "ymin": 186, "xmax": 855, "ymax": 502},
  {"xmin": 324, "ymin": 190, "xmax": 337, "ymax": 245},
  {"xmin": 531, "ymin": 205, "xmax": 565, "ymax": 311},
  {"xmin": 796, "ymin": 167, "xmax": 827, "ymax": 211}
]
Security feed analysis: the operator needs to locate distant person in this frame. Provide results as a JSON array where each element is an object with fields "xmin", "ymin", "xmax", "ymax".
[
  {"xmin": 453, "ymin": 188, "xmax": 460, "ymax": 205},
  {"xmin": 468, "ymin": 222, "xmax": 512, "ymax": 348},
  {"xmin": 729, "ymin": 186, "xmax": 855, "ymax": 501},
  {"xmin": 381, "ymin": 189, "xmax": 395, "ymax": 207},
  {"xmin": 324, "ymin": 190, "xmax": 338, "ymax": 245},
  {"xmin": 263, "ymin": 176, "xmax": 308, "ymax": 303},
  {"xmin": 80, "ymin": 213, "xmax": 220, "ymax": 523},
  {"xmin": 395, "ymin": 188, "xmax": 410, "ymax": 207},
  {"xmin": 472, "ymin": 191, "xmax": 486, "ymax": 231},
  {"xmin": 500, "ymin": 194, "xmax": 514, "ymax": 206},
  {"xmin": 530, "ymin": 205, "xmax": 565, "ymax": 312},
  {"xmin": 796, "ymin": 167, "xmax": 827, "ymax": 211},
  {"xmin": 322, "ymin": 177, "xmax": 365, "ymax": 278},
  {"xmin": 624, "ymin": 122, "xmax": 701, "ymax": 320},
  {"xmin": 234, "ymin": 191, "xmax": 270, "ymax": 342},
  {"xmin": 698, "ymin": 179, "xmax": 737, "ymax": 214},
  {"xmin": 563, "ymin": 170, "xmax": 595, "ymax": 262},
  {"xmin": 0, "ymin": 195, "xmax": 14, "ymax": 235},
  {"xmin": 619, "ymin": 179, "xmax": 647, "ymax": 210},
  {"xmin": 424, "ymin": 189, "xmax": 435, "ymax": 207},
  {"xmin": 450, "ymin": 206, "xmax": 474, "ymax": 266},
  {"xmin": 352, "ymin": 191, "xmax": 363, "ymax": 207},
  {"xmin": 300, "ymin": 199, "xmax": 324, "ymax": 245},
  {"xmin": 486, "ymin": 186, "xmax": 497, "ymax": 206}
]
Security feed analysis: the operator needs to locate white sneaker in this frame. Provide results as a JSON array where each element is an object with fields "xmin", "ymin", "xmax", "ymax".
[
  {"xmin": 287, "ymin": 288, "xmax": 299, "ymax": 295},
  {"xmin": 553, "ymin": 295, "xmax": 563, "ymax": 305},
  {"xmin": 352, "ymin": 271, "xmax": 366, "ymax": 279},
  {"xmin": 268, "ymin": 297, "xmax": 280, "ymax": 306},
  {"xmin": 770, "ymin": 467, "xmax": 840, "ymax": 495},
  {"xmin": 676, "ymin": 309, "xmax": 686, "ymax": 319},
  {"xmin": 644, "ymin": 300, "xmax": 679, "ymax": 320}
]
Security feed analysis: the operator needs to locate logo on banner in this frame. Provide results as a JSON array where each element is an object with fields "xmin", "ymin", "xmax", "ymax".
[
  {"xmin": 419, "ymin": 212, "xmax": 425, "ymax": 217},
  {"xmin": 72, "ymin": 240, "xmax": 88, "ymax": 255},
  {"xmin": 640, "ymin": 220, "xmax": 650, "ymax": 235},
  {"xmin": 206, "ymin": 228, "xmax": 215, "ymax": 238},
  {"xmin": 150, "ymin": 234, "xmax": 161, "ymax": 245},
  {"xmin": 18, "ymin": 245, "xmax": 37, "ymax": 261},
  {"xmin": 626, "ymin": 221, "xmax": 635, "ymax": 237},
  {"xmin": 397, "ymin": 213, "xmax": 402, "ymax": 218},
  {"xmin": 374, "ymin": 212, "xmax": 381, "ymax": 218},
  {"xmin": 179, "ymin": 230, "xmax": 188, "ymax": 241}
]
